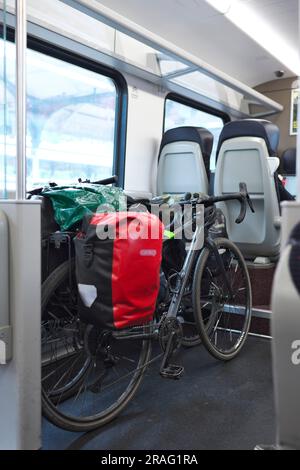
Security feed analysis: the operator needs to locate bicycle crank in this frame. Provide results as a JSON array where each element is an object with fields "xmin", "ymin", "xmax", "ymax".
[{"xmin": 159, "ymin": 317, "xmax": 184, "ymax": 380}]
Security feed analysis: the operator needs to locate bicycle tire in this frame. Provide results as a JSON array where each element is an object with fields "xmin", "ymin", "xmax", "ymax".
[{"xmin": 192, "ymin": 237, "xmax": 252, "ymax": 361}]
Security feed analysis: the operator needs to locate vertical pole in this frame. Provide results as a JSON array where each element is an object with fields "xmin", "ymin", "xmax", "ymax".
[
  {"xmin": 16, "ymin": 0, "xmax": 27, "ymax": 200},
  {"xmin": 2, "ymin": 0, "xmax": 8, "ymax": 199}
]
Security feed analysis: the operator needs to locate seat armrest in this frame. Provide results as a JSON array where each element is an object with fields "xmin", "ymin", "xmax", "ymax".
[
  {"xmin": 268, "ymin": 157, "xmax": 280, "ymax": 176},
  {"xmin": 274, "ymin": 216, "xmax": 281, "ymax": 229}
]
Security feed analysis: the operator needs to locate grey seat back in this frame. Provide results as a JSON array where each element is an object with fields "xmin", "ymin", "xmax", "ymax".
[
  {"xmin": 214, "ymin": 119, "xmax": 281, "ymax": 260},
  {"xmin": 157, "ymin": 127, "xmax": 213, "ymax": 196}
]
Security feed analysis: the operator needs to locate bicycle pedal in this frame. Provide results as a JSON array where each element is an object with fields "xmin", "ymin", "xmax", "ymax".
[{"xmin": 160, "ymin": 364, "xmax": 184, "ymax": 380}]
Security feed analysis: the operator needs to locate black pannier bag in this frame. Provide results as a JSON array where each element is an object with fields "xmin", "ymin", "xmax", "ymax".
[
  {"xmin": 207, "ymin": 207, "xmax": 228, "ymax": 240},
  {"xmin": 31, "ymin": 195, "xmax": 66, "ymax": 281},
  {"xmin": 162, "ymin": 238, "xmax": 186, "ymax": 278},
  {"xmin": 75, "ymin": 211, "xmax": 164, "ymax": 330},
  {"xmin": 206, "ymin": 207, "xmax": 231, "ymax": 277}
]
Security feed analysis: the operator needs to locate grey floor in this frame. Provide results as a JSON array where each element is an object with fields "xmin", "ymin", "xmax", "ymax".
[{"xmin": 43, "ymin": 336, "xmax": 276, "ymax": 450}]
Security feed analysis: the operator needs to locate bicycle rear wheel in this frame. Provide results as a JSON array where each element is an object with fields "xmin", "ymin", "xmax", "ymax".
[
  {"xmin": 41, "ymin": 260, "xmax": 152, "ymax": 432},
  {"xmin": 192, "ymin": 238, "xmax": 252, "ymax": 361}
]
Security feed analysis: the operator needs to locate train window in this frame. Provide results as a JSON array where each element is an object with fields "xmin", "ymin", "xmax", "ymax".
[
  {"xmin": 164, "ymin": 96, "xmax": 228, "ymax": 169},
  {"xmin": 1, "ymin": 38, "xmax": 121, "ymax": 192}
]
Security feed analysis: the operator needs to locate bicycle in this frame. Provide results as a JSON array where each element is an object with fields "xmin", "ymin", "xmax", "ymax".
[{"xmin": 40, "ymin": 182, "xmax": 254, "ymax": 432}]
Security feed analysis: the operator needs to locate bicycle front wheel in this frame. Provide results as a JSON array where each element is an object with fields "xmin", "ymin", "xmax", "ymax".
[
  {"xmin": 41, "ymin": 260, "xmax": 152, "ymax": 432},
  {"xmin": 192, "ymin": 237, "xmax": 252, "ymax": 361}
]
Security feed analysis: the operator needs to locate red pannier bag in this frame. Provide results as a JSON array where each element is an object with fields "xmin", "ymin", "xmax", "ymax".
[{"xmin": 74, "ymin": 212, "xmax": 164, "ymax": 330}]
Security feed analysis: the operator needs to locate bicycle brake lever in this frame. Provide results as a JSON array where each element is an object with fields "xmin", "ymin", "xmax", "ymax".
[
  {"xmin": 235, "ymin": 200, "xmax": 246, "ymax": 224},
  {"xmin": 246, "ymin": 193, "xmax": 255, "ymax": 213},
  {"xmin": 239, "ymin": 182, "xmax": 255, "ymax": 214}
]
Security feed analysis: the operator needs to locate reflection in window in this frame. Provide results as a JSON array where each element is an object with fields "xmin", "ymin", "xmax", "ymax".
[
  {"xmin": 0, "ymin": 39, "xmax": 118, "ymax": 192},
  {"xmin": 165, "ymin": 98, "xmax": 225, "ymax": 170}
]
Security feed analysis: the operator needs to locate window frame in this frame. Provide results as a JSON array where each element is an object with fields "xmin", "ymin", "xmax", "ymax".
[
  {"xmin": 1, "ymin": 25, "xmax": 128, "ymax": 187},
  {"xmin": 163, "ymin": 92, "xmax": 230, "ymax": 134}
]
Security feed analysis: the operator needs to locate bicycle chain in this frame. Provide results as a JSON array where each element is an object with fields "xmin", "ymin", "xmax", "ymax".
[{"xmin": 158, "ymin": 315, "xmax": 183, "ymax": 354}]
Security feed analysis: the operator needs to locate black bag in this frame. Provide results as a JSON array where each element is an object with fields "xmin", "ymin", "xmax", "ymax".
[
  {"xmin": 203, "ymin": 208, "xmax": 230, "ymax": 280},
  {"xmin": 208, "ymin": 208, "xmax": 228, "ymax": 240},
  {"xmin": 31, "ymin": 195, "xmax": 60, "ymax": 240},
  {"xmin": 31, "ymin": 195, "xmax": 71, "ymax": 281},
  {"xmin": 162, "ymin": 238, "xmax": 186, "ymax": 278}
]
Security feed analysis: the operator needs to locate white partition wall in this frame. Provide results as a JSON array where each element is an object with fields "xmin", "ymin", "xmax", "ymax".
[
  {"xmin": 0, "ymin": 201, "xmax": 41, "ymax": 450},
  {"xmin": 0, "ymin": 0, "xmax": 42, "ymax": 450}
]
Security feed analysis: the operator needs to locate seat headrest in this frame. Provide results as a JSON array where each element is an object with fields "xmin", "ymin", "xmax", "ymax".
[
  {"xmin": 159, "ymin": 126, "xmax": 214, "ymax": 178},
  {"xmin": 281, "ymin": 148, "xmax": 296, "ymax": 176},
  {"xmin": 216, "ymin": 119, "xmax": 280, "ymax": 159}
]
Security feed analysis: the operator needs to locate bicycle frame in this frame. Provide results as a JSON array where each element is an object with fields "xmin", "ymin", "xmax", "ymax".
[{"xmin": 166, "ymin": 221, "xmax": 203, "ymax": 321}]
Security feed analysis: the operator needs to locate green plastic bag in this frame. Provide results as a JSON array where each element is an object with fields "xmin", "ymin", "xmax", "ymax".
[{"xmin": 41, "ymin": 183, "xmax": 127, "ymax": 231}]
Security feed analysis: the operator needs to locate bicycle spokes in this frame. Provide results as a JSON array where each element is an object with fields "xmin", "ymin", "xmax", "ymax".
[{"xmin": 196, "ymin": 240, "xmax": 251, "ymax": 358}]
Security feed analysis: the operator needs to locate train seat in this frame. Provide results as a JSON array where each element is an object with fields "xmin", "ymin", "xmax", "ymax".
[
  {"xmin": 214, "ymin": 119, "xmax": 281, "ymax": 260},
  {"xmin": 157, "ymin": 126, "xmax": 213, "ymax": 196}
]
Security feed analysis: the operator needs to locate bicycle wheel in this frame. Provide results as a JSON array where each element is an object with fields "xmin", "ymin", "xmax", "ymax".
[
  {"xmin": 192, "ymin": 237, "xmax": 252, "ymax": 361},
  {"xmin": 41, "ymin": 260, "xmax": 152, "ymax": 432}
]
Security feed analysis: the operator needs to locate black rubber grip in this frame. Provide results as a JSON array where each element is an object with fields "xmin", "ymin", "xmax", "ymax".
[{"xmin": 91, "ymin": 175, "xmax": 118, "ymax": 186}]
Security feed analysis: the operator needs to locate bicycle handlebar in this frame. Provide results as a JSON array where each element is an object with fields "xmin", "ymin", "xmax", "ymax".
[
  {"xmin": 203, "ymin": 182, "xmax": 255, "ymax": 224},
  {"xmin": 177, "ymin": 182, "xmax": 255, "ymax": 224},
  {"xmin": 80, "ymin": 175, "xmax": 118, "ymax": 186}
]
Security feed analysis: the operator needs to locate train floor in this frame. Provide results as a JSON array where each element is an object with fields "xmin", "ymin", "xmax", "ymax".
[{"xmin": 43, "ymin": 336, "xmax": 276, "ymax": 451}]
